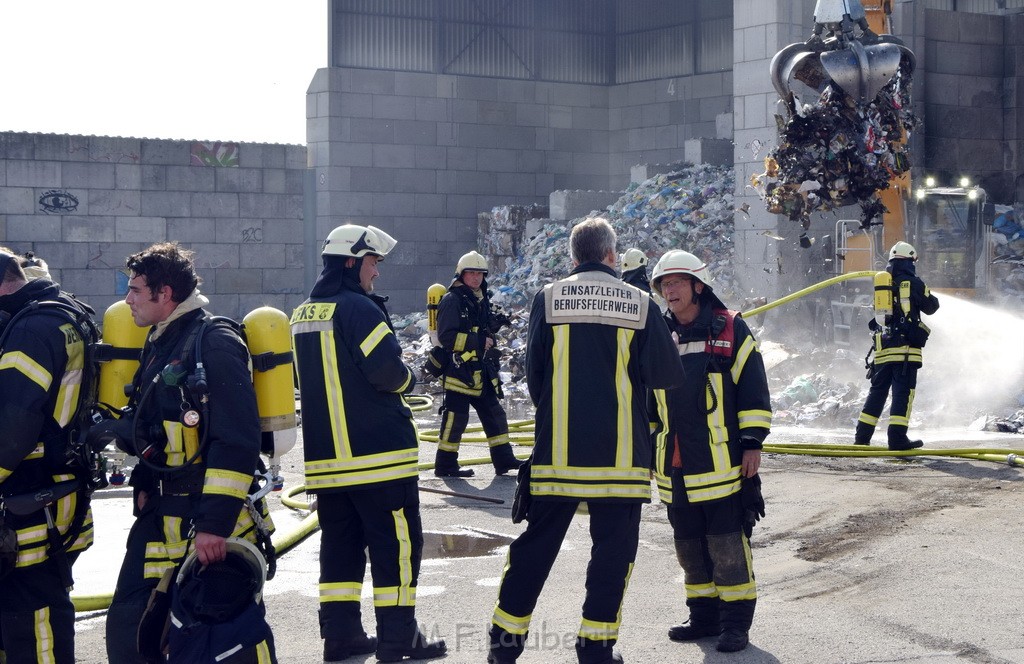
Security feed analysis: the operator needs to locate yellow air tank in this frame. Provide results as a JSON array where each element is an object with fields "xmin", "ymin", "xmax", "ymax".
[
  {"xmin": 427, "ymin": 283, "xmax": 446, "ymax": 347},
  {"xmin": 873, "ymin": 270, "xmax": 893, "ymax": 328},
  {"xmin": 98, "ymin": 300, "xmax": 149, "ymax": 409},
  {"xmin": 242, "ymin": 307, "xmax": 297, "ymax": 459}
]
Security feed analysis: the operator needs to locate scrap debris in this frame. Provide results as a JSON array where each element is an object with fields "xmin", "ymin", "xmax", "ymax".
[{"xmin": 752, "ymin": 63, "xmax": 919, "ymax": 230}]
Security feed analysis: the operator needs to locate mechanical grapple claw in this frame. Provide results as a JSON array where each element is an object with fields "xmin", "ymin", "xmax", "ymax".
[{"xmin": 770, "ymin": 0, "xmax": 915, "ymax": 115}]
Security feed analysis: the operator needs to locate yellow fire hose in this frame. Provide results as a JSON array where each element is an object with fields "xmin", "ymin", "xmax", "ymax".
[{"xmin": 743, "ymin": 270, "xmax": 876, "ymax": 318}]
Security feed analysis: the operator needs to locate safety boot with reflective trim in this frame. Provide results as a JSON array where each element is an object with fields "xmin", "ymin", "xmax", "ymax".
[{"xmin": 491, "ymin": 443, "xmax": 524, "ymax": 475}]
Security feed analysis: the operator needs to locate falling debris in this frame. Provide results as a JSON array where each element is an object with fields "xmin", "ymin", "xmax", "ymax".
[{"xmin": 753, "ymin": 64, "xmax": 919, "ymax": 229}]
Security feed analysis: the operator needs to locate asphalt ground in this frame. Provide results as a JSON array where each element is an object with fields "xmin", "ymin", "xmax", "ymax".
[{"xmin": 70, "ymin": 425, "xmax": 1024, "ymax": 664}]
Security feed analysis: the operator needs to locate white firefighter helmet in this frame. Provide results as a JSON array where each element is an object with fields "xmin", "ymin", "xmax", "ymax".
[
  {"xmin": 176, "ymin": 537, "xmax": 267, "ymax": 622},
  {"xmin": 322, "ymin": 224, "xmax": 397, "ymax": 260},
  {"xmin": 620, "ymin": 248, "xmax": 648, "ymax": 272},
  {"xmin": 456, "ymin": 250, "xmax": 489, "ymax": 276},
  {"xmin": 889, "ymin": 241, "xmax": 917, "ymax": 261},
  {"xmin": 650, "ymin": 250, "xmax": 712, "ymax": 297}
]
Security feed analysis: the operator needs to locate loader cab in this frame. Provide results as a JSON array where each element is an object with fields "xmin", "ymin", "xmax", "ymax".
[{"xmin": 910, "ymin": 179, "xmax": 991, "ymax": 297}]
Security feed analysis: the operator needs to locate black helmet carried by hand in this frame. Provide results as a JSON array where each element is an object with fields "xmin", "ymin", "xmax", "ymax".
[{"xmin": 175, "ymin": 538, "xmax": 266, "ymax": 625}]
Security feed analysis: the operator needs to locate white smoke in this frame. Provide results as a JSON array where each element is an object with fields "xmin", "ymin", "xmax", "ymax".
[{"xmin": 916, "ymin": 294, "xmax": 1024, "ymax": 427}]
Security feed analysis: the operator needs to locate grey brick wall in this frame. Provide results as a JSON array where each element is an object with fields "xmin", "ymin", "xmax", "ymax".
[{"xmin": 0, "ymin": 132, "xmax": 307, "ymax": 321}]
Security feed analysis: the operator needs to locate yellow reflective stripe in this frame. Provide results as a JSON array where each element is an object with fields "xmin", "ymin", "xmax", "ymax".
[
  {"xmin": 907, "ymin": 387, "xmax": 916, "ymax": 419},
  {"xmin": 652, "ymin": 390, "xmax": 670, "ymax": 476},
  {"xmin": 530, "ymin": 466, "xmax": 649, "ymax": 481},
  {"xmin": 530, "ymin": 482, "xmax": 651, "ymax": 500},
  {"xmin": 163, "ymin": 516, "xmax": 185, "ymax": 546},
  {"xmin": 290, "ymin": 319, "xmax": 333, "ymax": 334},
  {"xmin": 738, "ymin": 409, "xmax": 772, "ymax": 429},
  {"xmin": 305, "ymin": 448, "xmax": 420, "ymax": 473},
  {"xmin": 615, "ymin": 328, "xmax": 634, "ymax": 467},
  {"xmin": 305, "ymin": 465, "xmax": 419, "ymax": 490},
  {"xmin": 579, "ymin": 618, "xmax": 619, "ymax": 641},
  {"xmin": 54, "ymin": 324, "xmax": 85, "ymax": 427},
  {"xmin": 321, "ymin": 581, "xmax": 362, "ymax": 603},
  {"xmin": 551, "ymin": 326, "xmax": 570, "ymax": 467},
  {"xmin": 320, "ymin": 329, "xmax": 352, "ymax": 458},
  {"xmin": 34, "ymin": 605, "xmax": 56, "ymax": 662},
  {"xmin": 685, "ymin": 581, "xmax": 719, "ymax": 599},
  {"xmin": 0, "ymin": 467, "xmax": 11, "ymax": 483},
  {"xmin": 687, "ymin": 481, "xmax": 741, "ymax": 503},
  {"xmin": 144, "ymin": 560, "xmax": 176, "ymax": 580},
  {"xmin": 454, "ymin": 331, "xmax": 469, "ymax": 352},
  {"xmin": 707, "ymin": 374, "xmax": 728, "ymax": 444},
  {"xmin": 683, "ymin": 465, "xmax": 740, "ymax": 488},
  {"xmin": 486, "ymin": 433, "xmax": 510, "ymax": 447},
  {"xmin": 0, "ymin": 351, "xmax": 53, "ymax": 391},
  {"xmin": 373, "ymin": 585, "xmax": 417, "ymax": 607},
  {"xmin": 393, "ymin": 368, "xmax": 413, "ymax": 393},
  {"xmin": 492, "ymin": 606, "xmax": 531, "ymax": 635},
  {"xmin": 393, "ymin": 506, "xmax": 416, "ymax": 606},
  {"xmin": 858, "ymin": 412, "xmax": 879, "ymax": 426},
  {"xmin": 731, "ymin": 335, "xmax": 756, "ymax": 384},
  {"xmin": 899, "ymin": 281, "xmax": 911, "ymax": 314},
  {"xmin": 874, "ymin": 346, "xmax": 922, "ymax": 363},
  {"xmin": 256, "ymin": 641, "xmax": 273, "ymax": 664},
  {"xmin": 654, "ymin": 472, "xmax": 672, "ymax": 503},
  {"xmin": 359, "ymin": 321, "xmax": 391, "ymax": 357},
  {"xmin": 204, "ymin": 469, "xmax": 253, "ymax": 499}
]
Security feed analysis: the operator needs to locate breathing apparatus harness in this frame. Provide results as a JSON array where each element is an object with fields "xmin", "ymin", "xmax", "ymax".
[
  {"xmin": 698, "ymin": 311, "xmax": 731, "ymax": 415},
  {"xmin": 122, "ymin": 314, "xmax": 278, "ymax": 578},
  {"xmin": 0, "ymin": 295, "xmax": 106, "ymax": 588}
]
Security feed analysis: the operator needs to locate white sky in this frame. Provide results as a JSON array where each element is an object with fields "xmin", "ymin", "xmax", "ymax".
[{"xmin": 0, "ymin": 1, "xmax": 326, "ymax": 145}]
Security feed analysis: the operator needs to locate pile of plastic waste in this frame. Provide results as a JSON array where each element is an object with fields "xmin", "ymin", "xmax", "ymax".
[
  {"xmin": 752, "ymin": 65, "xmax": 918, "ymax": 230},
  {"xmin": 489, "ymin": 163, "xmax": 738, "ymax": 307}
]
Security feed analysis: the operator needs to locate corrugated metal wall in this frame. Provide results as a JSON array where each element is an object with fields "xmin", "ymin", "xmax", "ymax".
[{"xmin": 330, "ymin": 0, "xmax": 731, "ymax": 84}]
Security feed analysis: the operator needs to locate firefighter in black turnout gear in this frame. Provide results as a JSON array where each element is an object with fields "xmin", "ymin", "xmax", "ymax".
[
  {"xmin": 489, "ymin": 219, "xmax": 683, "ymax": 664},
  {"xmin": 619, "ymin": 248, "xmax": 651, "ymax": 294},
  {"xmin": 0, "ymin": 249, "xmax": 97, "ymax": 664},
  {"xmin": 290, "ymin": 225, "xmax": 446, "ymax": 663},
  {"xmin": 649, "ymin": 249, "xmax": 772, "ymax": 654},
  {"xmin": 433, "ymin": 251, "xmax": 522, "ymax": 477},
  {"xmin": 855, "ymin": 241, "xmax": 940, "ymax": 450},
  {"xmin": 104, "ymin": 243, "xmax": 276, "ymax": 664}
]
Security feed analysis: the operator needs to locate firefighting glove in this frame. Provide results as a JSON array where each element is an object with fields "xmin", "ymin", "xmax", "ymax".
[{"xmin": 741, "ymin": 474, "xmax": 765, "ymax": 538}]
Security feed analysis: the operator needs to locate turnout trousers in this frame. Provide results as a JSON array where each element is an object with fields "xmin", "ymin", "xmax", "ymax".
[
  {"xmin": 316, "ymin": 483, "xmax": 425, "ymax": 650},
  {"xmin": 668, "ymin": 475, "xmax": 756, "ymax": 633},
  {"xmin": 0, "ymin": 556, "xmax": 77, "ymax": 664},
  {"xmin": 856, "ymin": 362, "xmax": 919, "ymax": 444},
  {"xmin": 490, "ymin": 500, "xmax": 642, "ymax": 661},
  {"xmin": 437, "ymin": 387, "xmax": 510, "ymax": 453}
]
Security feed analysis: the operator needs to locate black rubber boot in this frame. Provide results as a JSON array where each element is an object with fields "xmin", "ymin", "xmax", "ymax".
[
  {"xmin": 375, "ymin": 629, "xmax": 446, "ymax": 662},
  {"xmin": 490, "ymin": 443, "xmax": 524, "ymax": 475},
  {"xmin": 854, "ymin": 422, "xmax": 874, "ymax": 445},
  {"xmin": 888, "ymin": 438, "xmax": 923, "ymax": 451},
  {"xmin": 716, "ymin": 628, "xmax": 749, "ymax": 652},
  {"xmin": 668, "ymin": 621, "xmax": 722, "ymax": 641},
  {"xmin": 324, "ymin": 634, "xmax": 378, "ymax": 661},
  {"xmin": 576, "ymin": 639, "xmax": 624, "ymax": 663},
  {"xmin": 434, "ymin": 450, "xmax": 474, "ymax": 477}
]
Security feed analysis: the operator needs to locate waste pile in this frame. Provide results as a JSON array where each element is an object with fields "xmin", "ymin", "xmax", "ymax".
[
  {"xmin": 990, "ymin": 205, "xmax": 1024, "ymax": 303},
  {"xmin": 489, "ymin": 163, "xmax": 739, "ymax": 307},
  {"xmin": 753, "ymin": 64, "xmax": 919, "ymax": 230}
]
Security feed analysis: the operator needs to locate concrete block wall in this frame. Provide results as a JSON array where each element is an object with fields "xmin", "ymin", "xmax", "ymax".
[
  {"xmin": 608, "ymin": 73, "xmax": 733, "ymax": 184},
  {"xmin": 918, "ymin": 9, "xmax": 1008, "ymax": 199},
  {"xmin": 0, "ymin": 132, "xmax": 307, "ymax": 320}
]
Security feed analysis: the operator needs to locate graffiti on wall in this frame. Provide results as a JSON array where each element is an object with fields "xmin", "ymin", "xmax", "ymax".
[
  {"xmin": 39, "ymin": 189, "xmax": 80, "ymax": 214},
  {"xmin": 191, "ymin": 141, "xmax": 240, "ymax": 167},
  {"xmin": 242, "ymin": 227, "xmax": 263, "ymax": 243}
]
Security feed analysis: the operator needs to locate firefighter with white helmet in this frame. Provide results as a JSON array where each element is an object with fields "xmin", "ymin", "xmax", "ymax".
[
  {"xmin": 433, "ymin": 250, "xmax": 522, "ymax": 477},
  {"xmin": 855, "ymin": 241, "xmax": 940, "ymax": 450},
  {"xmin": 620, "ymin": 248, "xmax": 652, "ymax": 293},
  {"xmin": 649, "ymin": 249, "xmax": 772, "ymax": 654},
  {"xmin": 291, "ymin": 224, "xmax": 446, "ymax": 662}
]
